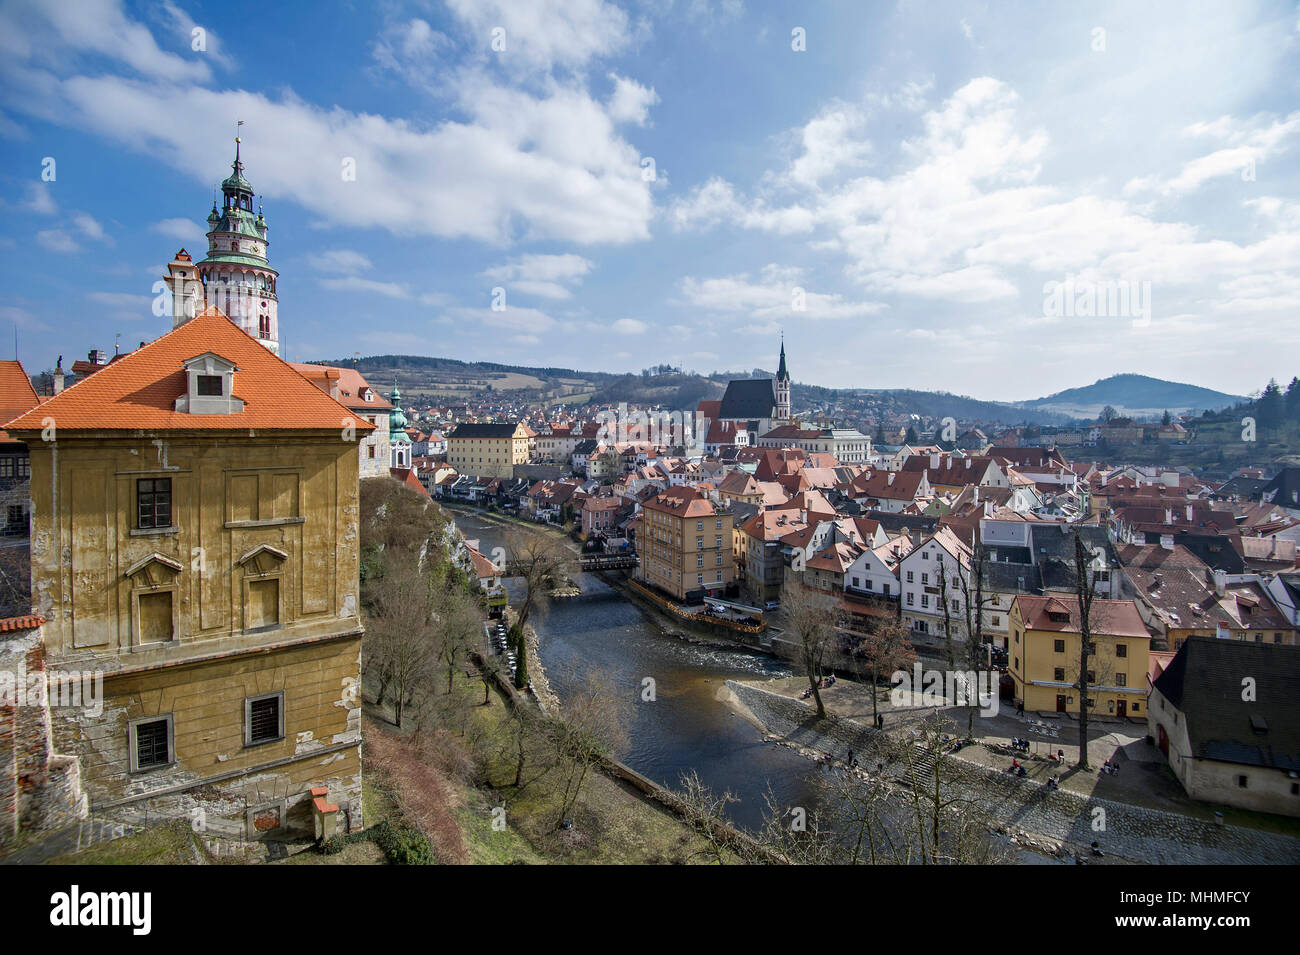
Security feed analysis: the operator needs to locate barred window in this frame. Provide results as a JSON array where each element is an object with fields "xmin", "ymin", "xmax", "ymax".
[
  {"xmin": 137, "ymin": 478, "xmax": 172, "ymax": 529},
  {"xmin": 131, "ymin": 717, "xmax": 172, "ymax": 771},
  {"xmin": 246, "ymin": 692, "xmax": 284, "ymax": 746}
]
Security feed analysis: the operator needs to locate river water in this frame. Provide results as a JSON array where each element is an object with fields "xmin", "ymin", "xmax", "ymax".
[
  {"xmin": 451, "ymin": 509, "xmax": 820, "ymax": 832},
  {"xmin": 451, "ymin": 508, "xmax": 1060, "ymax": 862}
]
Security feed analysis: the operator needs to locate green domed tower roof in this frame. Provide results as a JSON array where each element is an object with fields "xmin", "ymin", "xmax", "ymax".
[{"xmin": 388, "ymin": 382, "xmax": 411, "ymax": 443}]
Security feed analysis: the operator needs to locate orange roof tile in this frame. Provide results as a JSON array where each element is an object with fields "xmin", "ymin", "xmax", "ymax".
[
  {"xmin": 288, "ymin": 362, "xmax": 394, "ymax": 411},
  {"xmin": 0, "ymin": 359, "xmax": 40, "ymax": 441},
  {"xmin": 3, "ymin": 308, "xmax": 375, "ymax": 435}
]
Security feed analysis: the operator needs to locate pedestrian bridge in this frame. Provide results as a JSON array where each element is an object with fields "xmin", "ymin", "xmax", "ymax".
[{"xmin": 500, "ymin": 552, "xmax": 638, "ymax": 576}]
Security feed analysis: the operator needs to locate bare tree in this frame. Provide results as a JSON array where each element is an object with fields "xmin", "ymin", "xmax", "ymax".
[
  {"xmin": 547, "ymin": 668, "xmax": 630, "ymax": 829},
  {"xmin": 430, "ymin": 567, "xmax": 483, "ymax": 696},
  {"xmin": 1072, "ymin": 533, "xmax": 1098, "ymax": 770},
  {"xmin": 781, "ymin": 579, "xmax": 837, "ymax": 718},
  {"xmin": 881, "ymin": 713, "xmax": 1004, "ymax": 865},
  {"xmin": 365, "ymin": 560, "xmax": 438, "ymax": 727},
  {"xmin": 676, "ymin": 770, "xmax": 740, "ymax": 865},
  {"xmin": 856, "ymin": 615, "xmax": 916, "ymax": 726},
  {"xmin": 956, "ymin": 542, "xmax": 998, "ymax": 739},
  {"xmin": 503, "ymin": 528, "xmax": 575, "ymax": 634},
  {"xmin": 937, "ymin": 554, "xmax": 958, "ymax": 668}
]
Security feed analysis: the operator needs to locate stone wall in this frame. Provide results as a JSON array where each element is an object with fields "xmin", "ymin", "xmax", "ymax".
[
  {"xmin": 49, "ymin": 633, "xmax": 363, "ymax": 839},
  {"xmin": 0, "ymin": 620, "xmax": 88, "ymax": 846}
]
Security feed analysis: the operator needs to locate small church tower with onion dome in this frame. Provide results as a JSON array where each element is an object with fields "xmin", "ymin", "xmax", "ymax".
[
  {"xmin": 388, "ymin": 382, "xmax": 412, "ymax": 469},
  {"xmin": 164, "ymin": 135, "xmax": 280, "ymax": 354}
]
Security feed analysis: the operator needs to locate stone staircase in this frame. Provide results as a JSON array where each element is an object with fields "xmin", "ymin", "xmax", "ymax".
[{"xmin": 904, "ymin": 744, "xmax": 938, "ymax": 789}]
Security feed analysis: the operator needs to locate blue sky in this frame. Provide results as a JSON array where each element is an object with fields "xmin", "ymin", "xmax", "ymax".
[{"xmin": 1, "ymin": 0, "xmax": 1298, "ymax": 401}]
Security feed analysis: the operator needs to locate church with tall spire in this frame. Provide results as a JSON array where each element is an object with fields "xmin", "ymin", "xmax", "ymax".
[
  {"xmin": 775, "ymin": 336, "xmax": 791, "ymax": 421},
  {"xmin": 164, "ymin": 136, "xmax": 280, "ymax": 354},
  {"xmin": 698, "ymin": 340, "xmax": 794, "ymax": 447}
]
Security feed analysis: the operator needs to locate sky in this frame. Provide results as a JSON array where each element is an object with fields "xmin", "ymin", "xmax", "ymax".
[{"xmin": 1, "ymin": 0, "xmax": 1298, "ymax": 402}]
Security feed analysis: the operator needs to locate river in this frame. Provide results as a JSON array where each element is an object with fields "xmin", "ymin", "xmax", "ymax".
[
  {"xmin": 450, "ymin": 507, "xmax": 1061, "ymax": 862},
  {"xmin": 450, "ymin": 508, "xmax": 821, "ymax": 832}
]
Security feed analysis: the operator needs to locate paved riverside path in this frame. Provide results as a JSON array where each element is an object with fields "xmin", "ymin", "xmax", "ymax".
[{"xmin": 726, "ymin": 680, "xmax": 1300, "ymax": 865}]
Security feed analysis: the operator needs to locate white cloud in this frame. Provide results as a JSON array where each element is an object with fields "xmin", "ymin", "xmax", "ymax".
[
  {"xmin": 315, "ymin": 249, "xmax": 375, "ymax": 275},
  {"xmin": 0, "ymin": 305, "xmax": 50, "ymax": 332},
  {"xmin": 156, "ymin": 0, "xmax": 234, "ymax": 71},
  {"xmin": 370, "ymin": 18, "xmax": 453, "ymax": 94},
  {"xmin": 785, "ymin": 102, "xmax": 871, "ymax": 188},
  {"xmin": 36, "ymin": 229, "xmax": 78, "ymax": 253},
  {"xmin": 444, "ymin": 304, "xmax": 556, "ymax": 334},
  {"xmin": 677, "ymin": 265, "xmax": 884, "ymax": 319},
  {"xmin": 607, "ymin": 73, "xmax": 658, "ymax": 125},
  {"xmin": 319, "ymin": 276, "xmax": 411, "ymax": 300},
  {"xmin": 611, "ymin": 317, "xmax": 647, "ymax": 334},
  {"xmin": 24, "ymin": 183, "xmax": 56, "ymax": 215},
  {"xmin": 87, "ymin": 291, "xmax": 150, "ymax": 307},
  {"xmin": 482, "ymin": 253, "xmax": 594, "ymax": 299},
  {"xmin": 443, "ymin": 0, "xmax": 633, "ymax": 73},
  {"xmin": 1125, "ymin": 112, "xmax": 1300, "ymax": 197},
  {"xmin": 1, "ymin": 6, "xmax": 657, "ymax": 248},
  {"xmin": 72, "ymin": 213, "xmax": 106, "ymax": 242},
  {"xmin": 668, "ymin": 177, "xmax": 814, "ymax": 233},
  {"xmin": 0, "ymin": 0, "xmax": 213, "ymax": 83},
  {"xmin": 152, "ymin": 217, "xmax": 205, "ymax": 246}
]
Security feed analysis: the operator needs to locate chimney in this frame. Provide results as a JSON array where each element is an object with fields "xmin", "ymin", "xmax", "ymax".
[
  {"xmin": 1213, "ymin": 569, "xmax": 1226, "ymax": 597},
  {"xmin": 1165, "ymin": 507, "xmax": 1173, "ymax": 525},
  {"xmin": 52, "ymin": 357, "xmax": 65, "ymax": 395},
  {"xmin": 1185, "ymin": 503, "xmax": 1193, "ymax": 522},
  {"xmin": 930, "ymin": 453, "xmax": 940, "ymax": 469},
  {"xmin": 887, "ymin": 472, "xmax": 895, "ymax": 486}
]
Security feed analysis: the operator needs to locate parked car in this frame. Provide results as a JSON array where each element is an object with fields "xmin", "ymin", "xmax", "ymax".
[{"xmin": 764, "ymin": 600, "xmax": 780, "ymax": 611}]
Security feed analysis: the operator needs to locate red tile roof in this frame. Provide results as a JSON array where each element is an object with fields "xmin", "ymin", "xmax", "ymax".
[
  {"xmin": 0, "ymin": 360, "xmax": 40, "ymax": 441},
  {"xmin": 4, "ymin": 308, "xmax": 375, "ymax": 435},
  {"xmin": 1014, "ymin": 595, "xmax": 1149, "ymax": 638}
]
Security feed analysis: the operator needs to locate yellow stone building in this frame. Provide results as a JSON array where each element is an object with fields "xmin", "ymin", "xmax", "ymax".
[
  {"xmin": 1008, "ymin": 594, "xmax": 1151, "ymax": 719},
  {"xmin": 446, "ymin": 421, "xmax": 530, "ymax": 479},
  {"xmin": 636, "ymin": 486, "xmax": 734, "ymax": 601},
  {"xmin": 4, "ymin": 308, "xmax": 372, "ymax": 839}
]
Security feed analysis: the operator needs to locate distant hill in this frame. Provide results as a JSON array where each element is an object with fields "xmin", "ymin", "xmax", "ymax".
[
  {"xmin": 317, "ymin": 356, "xmax": 1245, "ymax": 426},
  {"xmin": 1018, "ymin": 374, "xmax": 1245, "ymax": 419},
  {"xmin": 863, "ymin": 389, "xmax": 1070, "ymax": 427}
]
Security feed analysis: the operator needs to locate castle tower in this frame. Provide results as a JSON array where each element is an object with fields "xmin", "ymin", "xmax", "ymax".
[
  {"xmin": 167, "ymin": 137, "xmax": 280, "ymax": 353},
  {"xmin": 775, "ymin": 336, "xmax": 791, "ymax": 421}
]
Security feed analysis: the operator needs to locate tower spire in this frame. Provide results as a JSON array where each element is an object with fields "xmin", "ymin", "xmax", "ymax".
[
  {"xmin": 178, "ymin": 133, "xmax": 280, "ymax": 352},
  {"xmin": 775, "ymin": 334, "xmax": 790, "ymax": 421}
]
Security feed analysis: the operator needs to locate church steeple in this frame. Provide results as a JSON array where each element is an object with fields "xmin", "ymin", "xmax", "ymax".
[
  {"xmin": 775, "ymin": 335, "xmax": 791, "ymax": 421},
  {"xmin": 388, "ymin": 381, "xmax": 412, "ymax": 469}
]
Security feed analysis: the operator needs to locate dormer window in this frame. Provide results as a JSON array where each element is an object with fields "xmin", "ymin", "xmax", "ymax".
[{"xmin": 175, "ymin": 352, "xmax": 244, "ymax": 415}]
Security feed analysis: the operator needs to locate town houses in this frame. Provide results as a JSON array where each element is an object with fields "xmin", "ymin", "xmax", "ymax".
[{"xmin": 5, "ymin": 124, "xmax": 1300, "ymax": 871}]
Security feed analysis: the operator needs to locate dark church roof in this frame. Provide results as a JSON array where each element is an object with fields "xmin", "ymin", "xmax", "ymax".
[
  {"xmin": 1153, "ymin": 637, "xmax": 1300, "ymax": 771},
  {"xmin": 718, "ymin": 378, "xmax": 777, "ymax": 421},
  {"xmin": 449, "ymin": 422, "xmax": 519, "ymax": 439}
]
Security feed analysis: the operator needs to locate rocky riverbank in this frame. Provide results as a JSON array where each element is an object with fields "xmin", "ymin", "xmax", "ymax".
[{"xmin": 725, "ymin": 679, "xmax": 1300, "ymax": 866}]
